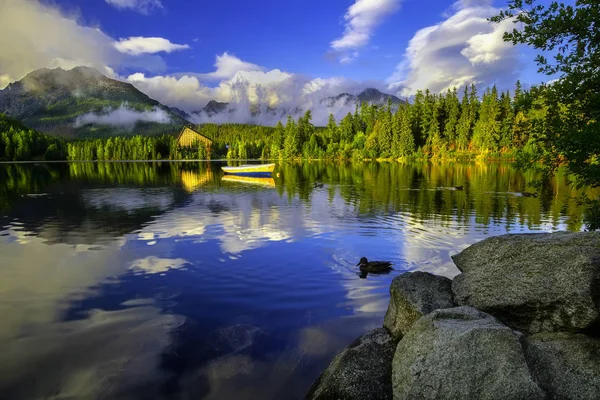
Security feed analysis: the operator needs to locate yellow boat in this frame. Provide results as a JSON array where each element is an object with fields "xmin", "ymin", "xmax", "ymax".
[
  {"xmin": 221, "ymin": 175, "xmax": 276, "ymax": 187},
  {"xmin": 221, "ymin": 163, "xmax": 275, "ymax": 176}
]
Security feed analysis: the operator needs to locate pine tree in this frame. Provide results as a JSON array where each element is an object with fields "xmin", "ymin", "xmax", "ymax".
[
  {"xmin": 377, "ymin": 108, "xmax": 393, "ymax": 157},
  {"xmin": 427, "ymin": 102, "xmax": 443, "ymax": 154},
  {"xmin": 498, "ymin": 91, "xmax": 514, "ymax": 150},
  {"xmin": 326, "ymin": 113, "xmax": 340, "ymax": 144},
  {"xmin": 472, "ymin": 87, "xmax": 500, "ymax": 151},
  {"xmin": 340, "ymin": 112, "xmax": 354, "ymax": 143},
  {"xmin": 420, "ymin": 89, "xmax": 435, "ymax": 146},
  {"xmin": 391, "ymin": 108, "xmax": 402, "ymax": 157},
  {"xmin": 514, "ymin": 80, "xmax": 523, "ymax": 114},
  {"xmin": 411, "ymin": 91, "xmax": 425, "ymax": 147},
  {"xmin": 444, "ymin": 88, "xmax": 460, "ymax": 146},
  {"xmin": 456, "ymin": 85, "xmax": 471, "ymax": 151},
  {"xmin": 295, "ymin": 110, "xmax": 313, "ymax": 154},
  {"xmin": 270, "ymin": 121, "xmax": 284, "ymax": 159},
  {"xmin": 397, "ymin": 104, "xmax": 415, "ymax": 156},
  {"xmin": 283, "ymin": 115, "xmax": 297, "ymax": 158}
]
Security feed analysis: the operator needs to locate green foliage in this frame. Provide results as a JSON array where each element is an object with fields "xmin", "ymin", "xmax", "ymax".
[
  {"xmin": 492, "ymin": 0, "xmax": 600, "ymax": 187},
  {"xmin": 0, "ymin": 114, "xmax": 66, "ymax": 161}
]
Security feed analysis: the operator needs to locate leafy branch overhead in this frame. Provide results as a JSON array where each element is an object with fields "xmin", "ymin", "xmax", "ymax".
[{"xmin": 491, "ymin": 0, "xmax": 600, "ymax": 187}]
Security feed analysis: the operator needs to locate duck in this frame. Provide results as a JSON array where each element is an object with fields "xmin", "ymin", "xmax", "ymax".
[
  {"xmin": 313, "ymin": 182, "xmax": 324, "ymax": 188},
  {"xmin": 454, "ymin": 186, "xmax": 464, "ymax": 191},
  {"xmin": 356, "ymin": 257, "xmax": 393, "ymax": 273},
  {"xmin": 522, "ymin": 192, "xmax": 538, "ymax": 198}
]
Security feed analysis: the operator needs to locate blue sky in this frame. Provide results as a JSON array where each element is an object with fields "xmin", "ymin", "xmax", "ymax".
[
  {"xmin": 47, "ymin": 0, "xmax": 458, "ymax": 81},
  {"xmin": 0, "ymin": 0, "xmax": 551, "ymax": 123}
]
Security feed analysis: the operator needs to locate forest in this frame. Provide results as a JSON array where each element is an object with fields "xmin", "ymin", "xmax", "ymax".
[{"xmin": 0, "ymin": 80, "xmax": 553, "ymax": 164}]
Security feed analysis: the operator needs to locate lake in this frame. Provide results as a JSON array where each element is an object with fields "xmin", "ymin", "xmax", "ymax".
[{"xmin": 0, "ymin": 160, "xmax": 594, "ymax": 400}]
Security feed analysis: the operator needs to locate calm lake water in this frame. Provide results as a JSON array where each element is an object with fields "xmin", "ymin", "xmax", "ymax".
[{"xmin": 0, "ymin": 161, "xmax": 595, "ymax": 400}]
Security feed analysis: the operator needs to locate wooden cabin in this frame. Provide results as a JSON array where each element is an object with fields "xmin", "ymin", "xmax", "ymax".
[{"xmin": 176, "ymin": 126, "xmax": 213, "ymax": 149}]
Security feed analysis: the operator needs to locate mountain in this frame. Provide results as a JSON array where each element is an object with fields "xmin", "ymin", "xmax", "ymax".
[
  {"xmin": 0, "ymin": 67, "xmax": 189, "ymax": 138},
  {"xmin": 192, "ymin": 88, "xmax": 404, "ymax": 121},
  {"xmin": 357, "ymin": 88, "xmax": 403, "ymax": 105},
  {"xmin": 201, "ymin": 100, "xmax": 229, "ymax": 116},
  {"xmin": 167, "ymin": 106, "xmax": 192, "ymax": 120},
  {"xmin": 321, "ymin": 88, "xmax": 403, "ymax": 108}
]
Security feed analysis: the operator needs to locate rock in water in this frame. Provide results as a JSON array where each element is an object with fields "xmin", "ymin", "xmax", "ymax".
[
  {"xmin": 392, "ymin": 307, "xmax": 544, "ymax": 400},
  {"xmin": 452, "ymin": 232, "xmax": 600, "ymax": 335},
  {"xmin": 524, "ymin": 333, "xmax": 600, "ymax": 399},
  {"xmin": 306, "ymin": 328, "xmax": 397, "ymax": 400},
  {"xmin": 383, "ymin": 272, "xmax": 456, "ymax": 340}
]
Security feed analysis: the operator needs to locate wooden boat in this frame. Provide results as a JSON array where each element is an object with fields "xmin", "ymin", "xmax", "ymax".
[
  {"xmin": 221, "ymin": 175, "xmax": 276, "ymax": 187},
  {"xmin": 221, "ymin": 163, "xmax": 275, "ymax": 176}
]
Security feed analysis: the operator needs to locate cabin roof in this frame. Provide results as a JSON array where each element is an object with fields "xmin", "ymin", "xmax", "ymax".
[{"xmin": 176, "ymin": 126, "xmax": 213, "ymax": 144}]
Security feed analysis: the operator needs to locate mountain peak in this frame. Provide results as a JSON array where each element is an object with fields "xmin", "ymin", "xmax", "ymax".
[{"xmin": 357, "ymin": 87, "xmax": 402, "ymax": 105}]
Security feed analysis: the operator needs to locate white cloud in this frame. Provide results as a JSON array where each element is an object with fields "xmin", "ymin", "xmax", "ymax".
[
  {"xmin": 74, "ymin": 104, "xmax": 172, "ymax": 128},
  {"xmin": 387, "ymin": 1, "xmax": 519, "ymax": 96},
  {"xmin": 331, "ymin": 0, "xmax": 401, "ymax": 62},
  {"xmin": 0, "ymin": 0, "xmax": 169, "ymax": 88},
  {"xmin": 197, "ymin": 52, "xmax": 265, "ymax": 80},
  {"xmin": 105, "ymin": 0, "xmax": 163, "ymax": 15},
  {"xmin": 114, "ymin": 37, "xmax": 190, "ymax": 55},
  {"xmin": 126, "ymin": 73, "xmax": 222, "ymax": 112}
]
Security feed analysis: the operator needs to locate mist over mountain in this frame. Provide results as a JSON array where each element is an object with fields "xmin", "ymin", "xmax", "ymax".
[
  {"xmin": 189, "ymin": 86, "xmax": 405, "ymax": 126},
  {"xmin": 0, "ymin": 67, "xmax": 406, "ymax": 135}
]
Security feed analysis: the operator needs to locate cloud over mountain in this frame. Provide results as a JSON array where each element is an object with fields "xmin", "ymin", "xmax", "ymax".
[
  {"xmin": 0, "ymin": 0, "xmax": 173, "ymax": 87},
  {"xmin": 124, "ymin": 55, "xmax": 397, "ymax": 125}
]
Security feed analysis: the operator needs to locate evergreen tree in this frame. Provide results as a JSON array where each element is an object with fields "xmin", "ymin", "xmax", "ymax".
[
  {"xmin": 444, "ymin": 88, "xmax": 460, "ymax": 146},
  {"xmin": 326, "ymin": 113, "xmax": 340, "ymax": 144},
  {"xmin": 283, "ymin": 115, "xmax": 298, "ymax": 158},
  {"xmin": 411, "ymin": 91, "xmax": 425, "ymax": 147},
  {"xmin": 420, "ymin": 89, "xmax": 435, "ymax": 146},
  {"xmin": 456, "ymin": 85, "xmax": 471, "ymax": 151},
  {"xmin": 339, "ymin": 112, "xmax": 354, "ymax": 143},
  {"xmin": 427, "ymin": 102, "xmax": 443, "ymax": 154},
  {"xmin": 397, "ymin": 104, "xmax": 415, "ymax": 157},
  {"xmin": 498, "ymin": 91, "xmax": 514, "ymax": 150},
  {"xmin": 472, "ymin": 86, "xmax": 500, "ymax": 151},
  {"xmin": 270, "ymin": 121, "xmax": 285, "ymax": 159},
  {"xmin": 378, "ymin": 108, "xmax": 393, "ymax": 157}
]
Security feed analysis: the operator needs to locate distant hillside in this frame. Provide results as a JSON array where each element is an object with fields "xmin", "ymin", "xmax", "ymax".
[{"xmin": 0, "ymin": 67, "xmax": 189, "ymax": 138}]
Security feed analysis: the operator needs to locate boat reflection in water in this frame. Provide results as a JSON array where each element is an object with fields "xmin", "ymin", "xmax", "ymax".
[{"xmin": 221, "ymin": 174, "xmax": 276, "ymax": 188}]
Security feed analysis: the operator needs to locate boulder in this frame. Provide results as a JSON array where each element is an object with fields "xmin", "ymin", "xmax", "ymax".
[
  {"xmin": 524, "ymin": 333, "xmax": 600, "ymax": 399},
  {"xmin": 306, "ymin": 328, "xmax": 397, "ymax": 400},
  {"xmin": 383, "ymin": 271, "xmax": 456, "ymax": 340},
  {"xmin": 452, "ymin": 232, "xmax": 600, "ymax": 334},
  {"xmin": 392, "ymin": 307, "xmax": 545, "ymax": 400}
]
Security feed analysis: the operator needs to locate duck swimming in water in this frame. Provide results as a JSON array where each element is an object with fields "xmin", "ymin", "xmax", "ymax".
[
  {"xmin": 356, "ymin": 257, "xmax": 392, "ymax": 273},
  {"xmin": 313, "ymin": 182, "xmax": 324, "ymax": 188}
]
